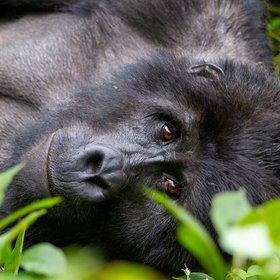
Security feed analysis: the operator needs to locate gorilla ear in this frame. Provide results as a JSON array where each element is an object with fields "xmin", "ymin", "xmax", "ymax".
[{"xmin": 187, "ymin": 63, "xmax": 225, "ymax": 79}]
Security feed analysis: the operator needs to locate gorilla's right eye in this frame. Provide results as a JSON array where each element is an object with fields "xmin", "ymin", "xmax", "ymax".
[{"xmin": 160, "ymin": 123, "xmax": 177, "ymax": 142}]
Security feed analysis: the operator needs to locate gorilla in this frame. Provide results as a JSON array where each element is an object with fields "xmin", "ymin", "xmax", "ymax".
[{"xmin": 0, "ymin": 0, "xmax": 280, "ymax": 275}]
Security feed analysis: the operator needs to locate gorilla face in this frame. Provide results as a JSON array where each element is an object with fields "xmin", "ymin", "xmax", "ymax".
[{"xmin": 3, "ymin": 55, "xmax": 280, "ymax": 274}]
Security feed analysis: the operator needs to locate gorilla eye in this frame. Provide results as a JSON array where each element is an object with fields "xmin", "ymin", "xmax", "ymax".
[
  {"xmin": 160, "ymin": 123, "xmax": 177, "ymax": 142},
  {"xmin": 163, "ymin": 177, "xmax": 182, "ymax": 197}
]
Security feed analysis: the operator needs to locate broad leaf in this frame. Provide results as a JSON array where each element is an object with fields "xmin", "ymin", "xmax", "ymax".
[
  {"xmin": 240, "ymin": 198, "xmax": 280, "ymax": 247},
  {"xmin": 246, "ymin": 265, "xmax": 264, "ymax": 278},
  {"xmin": 228, "ymin": 268, "xmax": 247, "ymax": 280},
  {"xmin": 220, "ymin": 223, "xmax": 275, "ymax": 259},
  {"xmin": 210, "ymin": 189, "xmax": 251, "ymax": 236},
  {"xmin": 21, "ymin": 243, "xmax": 67, "ymax": 276}
]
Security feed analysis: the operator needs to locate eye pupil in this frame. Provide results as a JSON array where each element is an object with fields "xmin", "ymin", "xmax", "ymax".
[{"xmin": 160, "ymin": 124, "xmax": 176, "ymax": 142}]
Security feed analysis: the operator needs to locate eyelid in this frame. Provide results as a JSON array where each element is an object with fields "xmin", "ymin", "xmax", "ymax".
[
  {"xmin": 146, "ymin": 105, "xmax": 183, "ymax": 121},
  {"xmin": 163, "ymin": 174, "xmax": 179, "ymax": 184},
  {"xmin": 149, "ymin": 112, "xmax": 184, "ymax": 133},
  {"xmin": 145, "ymin": 108, "xmax": 186, "ymax": 145}
]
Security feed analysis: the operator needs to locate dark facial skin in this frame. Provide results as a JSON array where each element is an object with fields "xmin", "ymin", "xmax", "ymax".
[{"xmin": 0, "ymin": 0, "xmax": 280, "ymax": 276}]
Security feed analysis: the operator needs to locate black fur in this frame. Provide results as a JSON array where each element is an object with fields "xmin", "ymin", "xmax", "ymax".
[
  {"xmin": 0, "ymin": 0, "xmax": 68, "ymax": 9},
  {"xmin": 0, "ymin": 0, "xmax": 279, "ymax": 275}
]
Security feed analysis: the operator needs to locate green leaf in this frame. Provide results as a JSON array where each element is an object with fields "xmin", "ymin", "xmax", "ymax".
[
  {"xmin": 246, "ymin": 265, "xmax": 263, "ymax": 278},
  {"xmin": 174, "ymin": 272, "xmax": 215, "ymax": 280},
  {"xmin": 0, "ymin": 238, "xmax": 12, "ymax": 265},
  {"xmin": 263, "ymin": 255, "xmax": 280, "ymax": 277},
  {"xmin": 228, "ymin": 268, "xmax": 247, "ymax": 280},
  {"xmin": 220, "ymin": 223, "xmax": 275, "ymax": 259},
  {"xmin": 0, "ymin": 196, "xmax": 62, "ymax": 230},
  {"xmin": 268, "ymin": 18, "xmax": 280, "ymax": 33},
  {"xmin": 0, "ymin": 163, "xmax": 25, "ymax": 204},
  {"xmin": 144, "ymin": 189, "xmax": 227, "ymax": 280},
  {"xmin": 21, "ymin": 243, "xmax": 67, "ymax": 276},
  {"xmin": 0, "ymin": 210, "xmax": 46, "ymax": 246},
  {"xmin": 210, "ymin": 189, "xmax": 252, "ymax": 236},
  {"xmin": 4, "ymin": 230, "xmax": 25, "ymax": 274},
  {"xmin": 239, "ymin": 198, "xmax": 280, "ymax": 247},
  {"xmin": 93, "ymin": 261, "xmax": 167, "ymax": 280},
  {"xmin": 190, "ymin": 272, "xmax": 215, "ymax": 280},
  {"xmin": 0, "ymin": 210, "xmax": 46, "ymax": 264}
]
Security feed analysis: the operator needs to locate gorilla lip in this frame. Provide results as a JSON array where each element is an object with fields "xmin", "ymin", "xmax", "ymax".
[{"xmin": 46, "ymin": 132, "xmax": 57, "ymax": 197}]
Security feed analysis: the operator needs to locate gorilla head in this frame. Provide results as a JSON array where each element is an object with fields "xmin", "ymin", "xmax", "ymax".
[
  {"xmin": 2, "ymin": 54, "xmax": 280, "ymax": 274},
  {"xmin": 0, "ymin": 0, "xmax": 280, "ymax": 276}
]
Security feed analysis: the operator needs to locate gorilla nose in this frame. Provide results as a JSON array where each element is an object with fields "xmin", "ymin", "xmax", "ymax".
[
  {"xmin": 81, "ymin": 145, "xmax": 126, "ymax": 192},
  {"xmin": 48, "ymin": 138, "xmax": 126, "ymax": 203}
]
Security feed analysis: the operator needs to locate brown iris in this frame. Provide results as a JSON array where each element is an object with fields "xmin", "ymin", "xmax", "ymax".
[
  {"xmin": 160, "ymin": 123, "xmax": 176, "ymax": 142},
  {"xmin": 164, "ymin": 177, "xmax": 181, "ymax": 196}
]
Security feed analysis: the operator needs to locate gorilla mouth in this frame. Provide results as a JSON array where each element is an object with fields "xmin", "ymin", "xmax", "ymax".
[{"xmin": 82, "ymin": 175, "xmax": 110, "ymax": 190}]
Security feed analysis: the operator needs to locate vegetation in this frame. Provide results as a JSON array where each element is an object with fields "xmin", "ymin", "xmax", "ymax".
[
  {"xmin": 148, "ymin": 189, "xmax": 280, "ymax": 280},
  {"xmin": 268, "ymin": 1, "xmax": 280, "ymax": 71},
  {"xmin": 0, "ymin": 162, "xmax": 280, "ymax": 280}
]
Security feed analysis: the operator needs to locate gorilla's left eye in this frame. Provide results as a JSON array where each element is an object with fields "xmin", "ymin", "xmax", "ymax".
[
  {"xmin": 163, "ymin": 176, "xmax": 182, "ymax": 197},
  {"xmin": 160, "ymin": 123, "xmax": 177, "ymax": 142}
]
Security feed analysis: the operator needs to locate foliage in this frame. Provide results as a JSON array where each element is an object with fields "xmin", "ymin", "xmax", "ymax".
[
  {"xmin": 0, "ymin": 165, "xmax": 168, "ymax": 280},
  {"xmin": 0, "ymin": 165, "xmax": 64, "ymax": 278},
  {"xmin": 268, "ymin": 2, "xmax": 280, "ymax": 72},
  {"xmin": 1, "ymin": 165, "xmax": 280, "ymax": 280},
  {"xmin": 148, "ymin": 189, "xmax": 280, "ymax": 280},
  {"xmin": 144, "ymin": 189, "xmax": 227, "ymax": 280}
]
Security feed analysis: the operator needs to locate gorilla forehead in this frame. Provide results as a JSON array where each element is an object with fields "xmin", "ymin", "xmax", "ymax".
[{"xmin": 74, "ymin": 55, "xmax": 280, "ymax": 117}]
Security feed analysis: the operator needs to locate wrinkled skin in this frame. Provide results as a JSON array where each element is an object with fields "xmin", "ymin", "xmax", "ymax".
[{"xmin": 0, "ymin": 0, "xmax": 280, "ymax": 275}]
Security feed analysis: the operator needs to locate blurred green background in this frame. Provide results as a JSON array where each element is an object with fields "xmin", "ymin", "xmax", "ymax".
[{"xmin": 268, "ymin": 1, "xmax": 280, "ymax": 72}]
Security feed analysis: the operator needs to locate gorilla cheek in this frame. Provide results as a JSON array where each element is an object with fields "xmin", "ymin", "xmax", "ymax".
[{"xmin": 4, "ymin": 134, "xmax": 54, "ymax": 211}]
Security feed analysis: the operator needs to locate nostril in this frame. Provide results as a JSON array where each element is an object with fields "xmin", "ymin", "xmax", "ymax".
[
  {"xmin": 49, "ymin": 137, "xmax": 126, "ymax": 203},
  {"xmin": 86, "ymin": 151, "xmax": 104, "ymax": 173}
]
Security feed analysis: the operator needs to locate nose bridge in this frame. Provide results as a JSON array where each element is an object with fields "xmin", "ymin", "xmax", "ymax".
[
  {"xmin": 124, "ymin": 146, "xmax": 182, "ymax": 169},
  {"xmin": 128, "ymin": 147, "xmax": 193, "ymax": 174}
]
